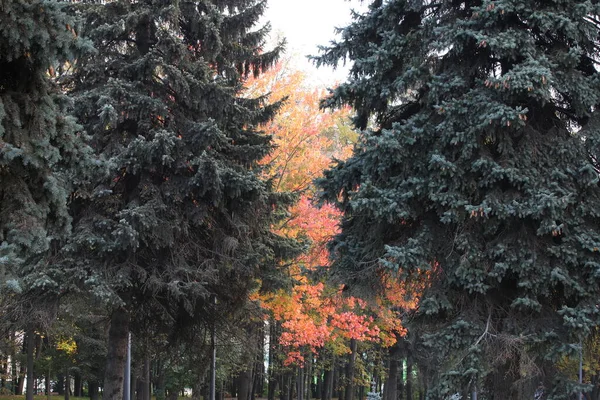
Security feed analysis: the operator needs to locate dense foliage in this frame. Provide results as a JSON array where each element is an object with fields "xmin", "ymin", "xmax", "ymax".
[
  {"xmin": 316, "ymin": 0, "xmax": 600, "ymax": 398},
  {"xmin": 4, "ymin": 0, "xmax": 600, "ymax": 399},
  {"xmin": 0, "ymin": 0, "xmax": 91, "ymax": 296}
]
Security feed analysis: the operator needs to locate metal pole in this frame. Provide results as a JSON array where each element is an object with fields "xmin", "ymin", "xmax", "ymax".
[
  {"xmin": 124, "ymin": 332, "xmax": 131, "ymax": 400},
  {"xmin": 579, "ymin": 339, "xmax": 583, "ymax": 400},
  {"xmin": 210, "ymin": 296, "xmax": 217, "ymax": 400}
]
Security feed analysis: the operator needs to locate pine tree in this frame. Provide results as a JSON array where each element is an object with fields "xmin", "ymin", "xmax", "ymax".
[
  {"xmin": 316, "ymin": 0, "xmax": 600, "ymax": 398},
  {"xmin": 62, "ymin": 1, "xmax": 295, "ymax": 398}
]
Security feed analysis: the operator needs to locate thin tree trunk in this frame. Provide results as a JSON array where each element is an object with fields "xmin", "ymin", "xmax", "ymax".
[
  {"xmin": 1, "ymin": 358, "xmax": 6, "ymax": 389},
  {"xmin": 74, "ymin": 372, "xmax": 82, "ymax": 397},
  {"xmin": 333, "ymin": 361, "xmax": 340, "ymax": 400},
  {"xmin": 383, "ymin": 346, "xmax": 398, "ymax": 400},
  {"xmin": 268, "ymin": 320, "xmax": 278, "ymax": 400},
  {"xmin": 57, "ymin": 375, "xmax": 64, "ymax": 395},
  {"xmin": 46, "ymin": 366, "xmax": 51, "ymax": 400},
  {"xmin": 136, "ymin": 375, "xmax": 144, "ymax": 400},
  {"xmin": 405, "ymin": 355, "xmax": 412, "ymax": 400},
  {"xmin": 145, "ymin": 353, "xmax": 151, "ymax": 400},
  {"xmin": 155, "ymin": 359, "xmax": 166, "ymax": 400},
  {"xmin": 17, "ymin": 334, "xmax": 27, "ymax": 395},
  {"xmin": 297, "ymin": 366, "xmax": 305, "ymax": 400},
  {"xmin": 89, "ymin": 380, "xmax": 99, "ymax": 400},
  {"xmin": 65, "ymin": 369, "xmax": 71, "ymax": 400},
  {"xmin": 322, "ymin": 368, "xmax": 332, "ymax": 400},
  {"xmin": 397, "ymin": 359, "xmax": 404, "ymax": 400},
  {"xmin": 344, "ymin": 339, "xmax": 357, "ymax": 400},
  {"xmin": 103, "ymin": 307, "xmax": 130, "ymax": 400},
  {"xmin": 306, "ymin": 356, "xmax": 312, "ymax": 399},
  {"xmin": 280, "ymin": 373, "xmax": 291, "ymax": 400},
  {"xmin": 238, "ymin": 367, "xmax": 252, "ymax": 400},
  {"xmin": 26, "ymin": 326, "xmax": 35, "ymax": 400},
  {"xmin": 10, "ymin": 330, "xmax": 17, "ymax": 395}
]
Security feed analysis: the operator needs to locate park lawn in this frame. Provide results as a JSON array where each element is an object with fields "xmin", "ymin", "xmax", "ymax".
[
  {"xmin": 0, "ymin": 397, "xmax": 88, "ymax": 400},
  {"xmin": 0, "ymin": 397, "xmax": 189, "ymax": 400}
]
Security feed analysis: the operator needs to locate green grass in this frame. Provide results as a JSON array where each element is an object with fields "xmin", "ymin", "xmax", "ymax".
[
  {"xmin": 0, "ymin": 397, "xmax": 190, "ymax": 400},
  {"xmin": 0, "ymin": 397, "xmax": 88, "ymax": 400}
]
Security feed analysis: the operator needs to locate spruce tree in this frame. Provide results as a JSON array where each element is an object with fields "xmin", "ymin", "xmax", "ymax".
[
  {"xmin": 316, "ymin": 0, "xmax": 600, "ymax": 398},
  {"xmin": 63, "ymin": 1, "xmax": 295, "ymax": 398},
  {"xmin": 0, "ymin": 0, "xmax": 89, "ymax": 292},
  {"xmin": 1, "ymin": 2, "xmax": 91, "ymax": 399}
]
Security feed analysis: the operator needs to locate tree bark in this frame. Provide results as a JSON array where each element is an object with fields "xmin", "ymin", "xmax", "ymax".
[
  {"xmin": 297, "ymin": 366, "xmax": 305, "ymax": 400},
  {"xmin": 74, "ymin": 372, "xmax": 82, "ymax": 397},
  {"xmin": 57, "ymin": 375, "xmax": 64, "ymax": 395},
  {"xmin": 26, "ymin": 326, "xmax": 35, "ymax": 400},
  {"xmin": 397, "ymin": 358, "xmax": 404, "ymax": 400},
  {"xmin": 267, "ymin": 320, "xmax": 278, "ymax": 400},
  {"xmin": 322, "ymin": 368, "xmax": 332, "ymax": 400},
  {"xmin": 238, "ymin": 367, "xmax": 252, "ymax": 400},
  {"xmin": 167, "ymin": 389, "xmax": 179, "ymax": 400},
  {"xmin": 1, "ymin": 358, "xmax": 6, "ymax": 389},
  {"xmin": 65, "ymin": 370, "xmax": 71, "ymax": 400},
  {"xmin": 155, "ymin": 359, "xmax": 166, "ymax": 400},
  {"xmin": 46, "ymin": 367, "xmax": 51, "ymax": 398},
  {"xmin": 17, "ymin": 335, "xmax": 26, "ymax": 395},
  {"xmin": 88, "ymin": 380, "xmax": 99, "ymax": 400},
  {"xmin": 405, "ymin": 355, "xmax": 412, "ymax": 400},
  {"xmin": 137, "ymin": 352, "xmax": 151, "ymax": 400},
  {"xmin": 280, "ymin": 373, "xmax": 291, "ymax": 400},
  {"xmin": 383, "ymin": 346, "xmax": 399, "ymax": 400},
  {"xmin": 102, "ymin": 307, "xmax": 130, "ymax": 400},
  {"xmin": 344, "ymin": 339, "xmax": 357, "ymax": 400}
]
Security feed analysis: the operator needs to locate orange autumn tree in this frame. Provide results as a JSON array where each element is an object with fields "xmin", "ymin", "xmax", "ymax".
[{"xmin": 245, "ymin": 62, "xmax": 416, "ymax": 370}]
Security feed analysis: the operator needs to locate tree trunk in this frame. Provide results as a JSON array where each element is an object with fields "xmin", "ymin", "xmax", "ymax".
[
  {"xmin": 17, "ymin": 364, "xmax": 26, "ymax": 395},
  {"xmin": 26, "ymin": 327, "xmax": 35, "ymax": 400},
  {"xmin": 1, "ymin": 358, "xmax": 6, "ymax": 389},
  {"xmin": 74, "ymin": 372, "xmax": 82, "ymax": 397},
  {"xmin": 17, "ymin": 335, "xmax": 26, "ymax": 396},
  {"xmin": 137, "ymin": 352, "xmax": 151, "ymax": 400},
  {"xmin": 136, "ymin": 375, "xmax": 144, "ymax": 400},
  {"xmin": 88, "ymin": 380, "xmax": 99, "ymax": 400},
  {"xmin": 238, "ymin": 367, "xmax": 253, "ymax": 400},
  {"xmin": 267, "ymin": 320, "xmax": 278, "ymax": 400},
  {"xmin": 155, "ymin": 359, "xmax": 166, "ymax": 400},
  {"xmin": 333, "ymin": 362, "xmax": 340, "ymax": 400},
  {"xmin": 397, "ymin": 358, "xmax": 404, "ymax": 400},
  {"xmin": 280, "ymin": 373, "xmax": 290, "ymax": 400},
  {"xmin": 65, "ymin": 370, "xmax": 71, "ymax": 400},
  {"xmin": 297, "ymin": 366, "xmax": 305, "ymax": 400},
  {"xmin": 383, "ymin": 346, "xmax": 399, "ymax": 400},
  {"xmin": 405, "ymin": 355, "xmax": 412, "ymax": 400},
  {"xmin": 344, "ymin": 339, "xmax": 357, "ymax": 400},
  {"xmin": 57, "ymin": 375, "xmax": 65, "ymax": 395},
  {"xmin": 322, "ymin": 368, "xmax": 332, "ymax": 400},
  {"xmin": 46, "ymin": 368, "xmax": 51, "ymax": 398},
  {"xmin": 306, "ymin": 356, "xmax": 313, "ymax": 399},
  {"xmin": 10, "ymin": 330, "xmax": 17, "ymax": 395},
  {"xmin": 103, "ymin": 307, "xmax": 130, "ymax": 400},
  {"xmin": 144, "ymin": 353, "xmax": 151, "ymax": 400}
]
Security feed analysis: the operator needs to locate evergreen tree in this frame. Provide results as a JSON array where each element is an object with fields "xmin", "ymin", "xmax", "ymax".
[
  {"xmin": 0, "ymin": 0, "xmax": 90, "ymax": 295},
  {"xmin": 0, "ymin": 2, "xmax": 92, "ymax": 399},
  {"xmin": 63, "ymin": 1, "xmax": 295, "ymax": 398},
  {"xmin": 316, "ymin": 0, "xmax": 600, "ymax": 398}
]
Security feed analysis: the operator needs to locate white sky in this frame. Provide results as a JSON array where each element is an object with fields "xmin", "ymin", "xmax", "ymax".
[{"xmin": 262, "ymin": 0, "xmax": 367, "ymax": 87}]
